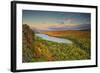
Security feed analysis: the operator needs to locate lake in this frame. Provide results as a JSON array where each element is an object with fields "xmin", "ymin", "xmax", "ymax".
[{"xmin": 35, "ymin": 33, "xmax": 72, "ymax": 44}]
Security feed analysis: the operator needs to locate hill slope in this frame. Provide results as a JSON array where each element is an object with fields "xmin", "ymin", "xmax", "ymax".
[{"xmin": 22, "ymin": 24, "xmax": 35, "ymax": 62}]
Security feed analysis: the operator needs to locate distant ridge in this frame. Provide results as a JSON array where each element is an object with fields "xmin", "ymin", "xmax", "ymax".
[{"xmin": 31, "ymin": 24, "xmax": 91, "ymax": 32}]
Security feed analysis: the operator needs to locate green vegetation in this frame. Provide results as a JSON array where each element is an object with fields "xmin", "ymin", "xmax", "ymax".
[
  {"xmin": 32, "ymin": 34, "xmax": 90, "ymax": 62},
  {"xmin": 22, "ymin": 24, "xmax": 91, "ymax": 62}
]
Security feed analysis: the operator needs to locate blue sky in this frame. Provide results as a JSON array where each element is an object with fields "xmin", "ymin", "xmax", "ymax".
[{"xmin": 22, "ymin": 10, "xmax": 91, "ymax": 30}]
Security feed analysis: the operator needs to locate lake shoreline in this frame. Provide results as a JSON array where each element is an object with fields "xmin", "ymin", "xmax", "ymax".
[{"xmin": 35, "ymin": 33, "xmax": 72, "ymax": 44}]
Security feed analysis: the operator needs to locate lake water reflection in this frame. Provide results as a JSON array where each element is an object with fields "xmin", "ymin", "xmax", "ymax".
[{"xmin": 35, "ymin": 33, "xmax": 72, "ymax": 44}]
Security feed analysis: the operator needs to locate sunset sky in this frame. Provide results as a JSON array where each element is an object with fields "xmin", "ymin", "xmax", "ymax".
[{"xmin": 22, "ymin": 10, "xmax": 91, "ymax": 31}]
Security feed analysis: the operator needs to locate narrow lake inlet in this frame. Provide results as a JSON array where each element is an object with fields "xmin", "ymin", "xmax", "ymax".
[{"xmin": 35, "ymin": 33, "xmax": 72, "ymax": 44}]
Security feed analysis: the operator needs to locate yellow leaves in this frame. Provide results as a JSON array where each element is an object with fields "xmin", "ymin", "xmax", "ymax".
[
  {"xmin": 41, "ymin": 48, "xmax": 53, "ymax": 61},
  {"xmin": 34, "ymin": 43, "xmax": 54, "ymax": 61}
]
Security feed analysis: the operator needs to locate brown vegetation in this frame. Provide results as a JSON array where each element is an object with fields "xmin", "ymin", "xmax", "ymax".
[{"xmin": 22, "ymin": 24, "xmax": 35, "ymax": 62}]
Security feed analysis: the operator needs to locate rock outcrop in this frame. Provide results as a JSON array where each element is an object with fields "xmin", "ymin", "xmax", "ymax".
[{"xmin": 22, "ymin": 24, "xmax": 35, "ymax": 62}]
